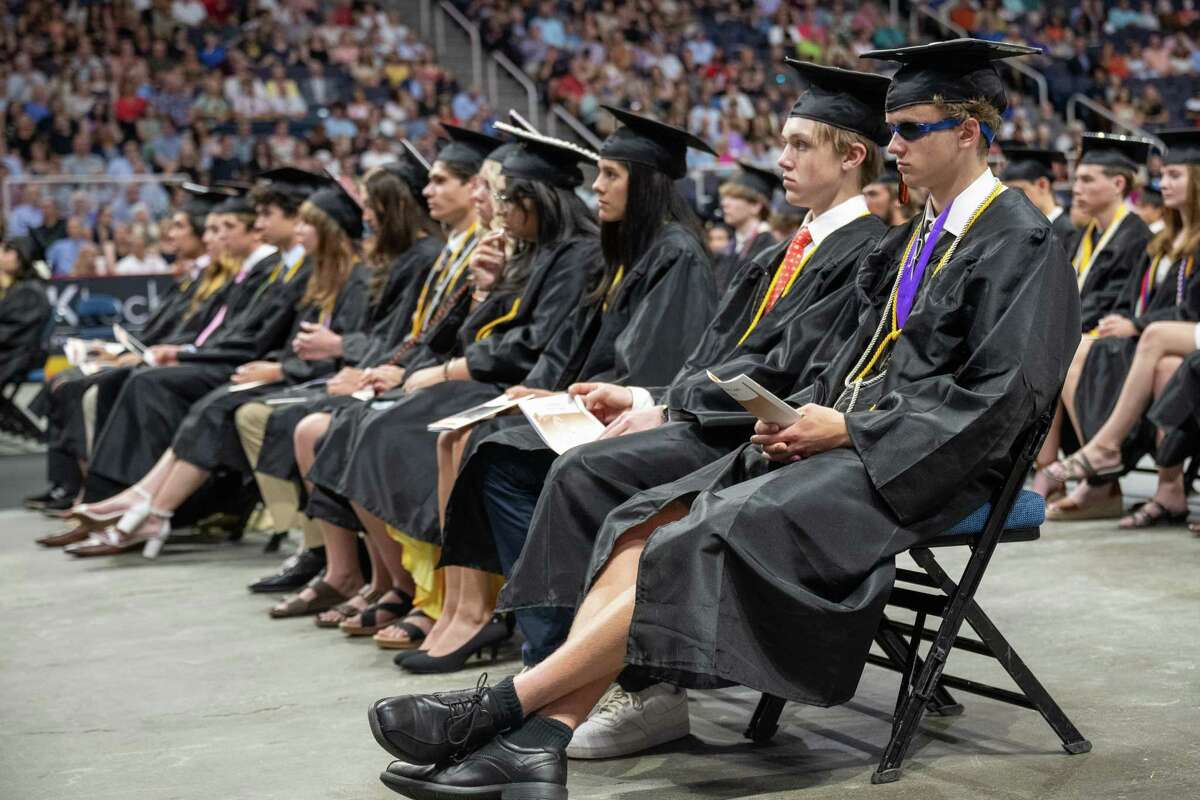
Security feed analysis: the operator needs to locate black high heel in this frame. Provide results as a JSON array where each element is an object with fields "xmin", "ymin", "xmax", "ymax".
[{"xmin": 401, "ymin": 618, "xmax": 510, "ymax": 674}]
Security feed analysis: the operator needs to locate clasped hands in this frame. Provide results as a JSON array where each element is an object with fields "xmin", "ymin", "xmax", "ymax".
[{"xmin": 750, "ymin": 404, "xmax": 850, "ymax": 462}]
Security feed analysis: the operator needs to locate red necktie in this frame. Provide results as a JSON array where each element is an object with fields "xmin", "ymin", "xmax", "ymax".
[{"xmin": 764, "ymin": 226, "xmax": 812, "ymax": 313}]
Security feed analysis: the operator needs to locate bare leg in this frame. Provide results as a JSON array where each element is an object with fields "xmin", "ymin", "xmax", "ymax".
[
  {"xmin": 1120, "ymin": 355, "xmax": 1189, "ymax": 526},
  {"xmin": 358, "ymin": 505, "xmax": 438, "ymax": 645},
  {"xmin": 512, "ymin": 503, "xmax": 689, "ymax": 725},
  {"xmin": 1060, "ymin": 335, "xmax": 1094, "ymax": 442},
  {"xmin": 1032, "ymin": 404, "xmax": 1066, "ymax": 497},
  {"xmin": 82, "ymin": 449, "xmax": 177, "ymax": 514},
  {"xmin": 147, "ymin": 458, "xmax": 210, "ymax": 515}
]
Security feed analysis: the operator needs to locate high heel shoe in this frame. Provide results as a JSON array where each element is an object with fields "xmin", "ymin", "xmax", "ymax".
[{"xmin": 402, "ymin": 617, "xmax": 511, "ymax": 674}]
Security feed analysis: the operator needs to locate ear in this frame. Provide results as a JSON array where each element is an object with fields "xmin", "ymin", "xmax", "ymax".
[
  {"xmin": 842, "ymin": 141, "xmax": 867, "ymax": 173},
  {"xmin": 960, "ymin": 118, "xmax": 982, "ymax": 151}
]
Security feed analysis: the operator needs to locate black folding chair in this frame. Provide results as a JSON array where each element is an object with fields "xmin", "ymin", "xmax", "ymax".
[{"xmin": 744, "ymin": 410, "xmax": 1092, "ymax": 783}]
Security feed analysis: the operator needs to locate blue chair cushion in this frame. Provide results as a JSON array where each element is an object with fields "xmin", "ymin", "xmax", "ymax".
[
  {"xmin": 25, "ymin": 369, "xmax": 44, "ymax": 383},
  {"xmin": 944, "ymin": 489, "xmax": 1045, "ymax": 536}
]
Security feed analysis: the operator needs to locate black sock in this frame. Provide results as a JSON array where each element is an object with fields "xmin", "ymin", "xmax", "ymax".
[
  {"xmin": 489, "ymin": 676, "xmax": 525, "ymax": 731},
  {"xmin": 506, "ymin": 715, "xmax": 572, "ymax": 751}
]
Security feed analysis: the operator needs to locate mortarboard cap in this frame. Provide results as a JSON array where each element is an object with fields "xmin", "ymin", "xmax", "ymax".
[
  {"xmin": 212, "ymin": 181, "xmax": 256, "ymax": 216},
  {"xmin": 861, "ymin": 38, "xmax": 1041, "ymax": 117},
  {"xmin": 1079, "ymin": 133, "xmax": 1156, "ymax": 171},
  {"xmin": 181, "ymin": 182, "xmax": 239, "ymax": 216},
  {"xmin": 307, "ymin": 170, "xmax": 364, "ymax": 240},
  {"xmin": 724, "ymin": 160, "xmax": 782, "ymax": 201},
  {"xmin": 254, "ymin": 167, "xmax": 331, "ymax": 205},
  {"xmin": 785, "ymin": 59, "xmax": 891, "ymax": 146},
  {"xmin": 493, "ymin": 122, "xmax": 598, "ymax": 190},
  {"xmin": 379, "ymin": 142, "xmax": 431, "ymax": 212},
  {"xmin": 1001, "ymin": 146, "xmax": 1067, "ymax": 183},
  {"xmin": 598, "ymin": 105, "xmax": 716, "ymax": 180},
  {"xmin": 438, "ymin": 124, "xmax": 505, "ymax": 172},
  {"xmin": 1157, "ymin": 128, "xmax": 1200, "ymax": 166}
]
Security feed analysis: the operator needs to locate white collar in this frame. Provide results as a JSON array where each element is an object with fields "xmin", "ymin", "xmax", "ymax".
[
  {"xmin": 925, "ymin": 167, "xmax": 998, "ymax": 238},
  {"xmin": 445, "ymin": 225, "xmax": 473, "ymax": 250},
  {"xmin": 282, "ymin": 243, "xmax": 306, "ymax": 266},
  {"xmin": 244, "ymin": 243, "xmax": 279, "ymax": 272},
  {"xmin": 804, "ymin": 194, "xmax": 869, "ymax": 248},
  {"xmin": 1048, "ymin": 205, "xmax": 1064, "ymax": 222},
  {"xmin": 1150, "ymin": 218, "xmax": 1167, "ymax": 234}
]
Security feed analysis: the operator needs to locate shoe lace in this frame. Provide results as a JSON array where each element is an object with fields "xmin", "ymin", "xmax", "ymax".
[
  {"xmin": 437, "ymin": 673, "xmax": 492, "ymax": 750},
  {"xmin": 594, "ymin": 686, "xmax": 641, "ymax": 720}
]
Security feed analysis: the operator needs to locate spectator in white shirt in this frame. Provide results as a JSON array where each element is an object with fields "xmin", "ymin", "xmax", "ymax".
[{"xmin": 114, "ymin": 229, "xmax": 168, "ymax": 275}]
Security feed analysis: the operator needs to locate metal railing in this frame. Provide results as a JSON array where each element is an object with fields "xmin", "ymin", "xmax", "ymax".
[
  {"xmin": 549, "ymin": 105, "xmax": 603, "ymax": 150},
  {"xmin": 1067, "ymin": 94, "xmax": 1162, "ymax": 146},
  {"xmin": 915, "ymin": 5, "xmax": 1050, "ymax": 109},
  {"xmin": 437, "ymin": 0, "xmax": 482, "ymax": 89},
  {"xmin": 489, "ymin": 52, "xmax": 539, "ymax": 127}
]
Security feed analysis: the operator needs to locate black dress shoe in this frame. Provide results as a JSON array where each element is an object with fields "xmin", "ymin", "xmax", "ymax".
[
  {"xmin": 379, "ymin": 733, "xmax": 567, "ymax": 800},
  {"xmin": 247, "ymin": 548, "xmax": 326, "ymax": 593},
  {"xmin": 369, "ymin": 677, "xmax": 518, "ymax": 765},
  {"xmin": 25, "ymin": 485, "xmax": 75, "ymax": 512}
]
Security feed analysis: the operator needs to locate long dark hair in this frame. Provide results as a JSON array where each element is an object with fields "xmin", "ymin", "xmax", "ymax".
[
  {"xmin": 498, "ymin": 177, "xmax": 599, "ymax": 294},
  {"xmin": 593, "ymin": 161, "xmax": 704, "ymax": 304},
  {"xmin": 363, "ymin": 166, "xmax": 440, "ymax": 304}
]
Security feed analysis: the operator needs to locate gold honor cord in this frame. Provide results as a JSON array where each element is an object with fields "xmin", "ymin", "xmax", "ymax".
[
  {"xmin": 603, "ymin": 264, "xmax": 625, "ymax": 311},
  {"xmin": 475, "ymin": 297, "xmax": 522, "ymax": 341},
  {"xmin": 1072, "ymin": 202, "xmax": 1129, "ymax": 288},
  {"xmin": 410, "ymin": 223, "xmax": 480, "ymax": 339},
  {"xmin": 736, "ymin": 211, "xmax": 871, "ymax": 347},
  {"xmin": 851, "ymin": 182, "xmax": 1007, "ymax": 386}
]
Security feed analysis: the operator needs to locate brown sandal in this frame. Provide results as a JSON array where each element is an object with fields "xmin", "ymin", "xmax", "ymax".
[
  {"xmin": 341, "ymin": 591, "xmax": 414, "ymax": 636},
  {"xmin": 372, "ymin": 610, "xmax": 432, "ymax": 650},
  {"xmin": 269, "ymin": 579, "xmax": 352, "ymax": 619},
  {"xmin": 315, "ymin": 587, "xmax": 383, "ymax": 628},
  {"xmin": 1118, "ymin": 501, "xmax": 1189, "ymax": 529}
]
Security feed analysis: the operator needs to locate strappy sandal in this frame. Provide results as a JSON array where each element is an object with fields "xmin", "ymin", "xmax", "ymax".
[
  {"xmin": 65, "ymin": 486, "xmax": 151, "ymax": 528},
  {"xmin": 372, "ymin": 609, "xmax": 432, "ymax": 650},
  {"xmin": 1046, "ymin": 487, "xmax": 1124, "ymax": 521},
  {"xmin": 269, "ymin": 579, "xmax": 352, "ymax": 619},
  {"xmin": 341, "ymin": 591, "xmax": 414, "ymax": 637},
  {"xmin": 1119, "ymin": 501, "xmax": 1189, "ymax": 529},
  {"xmin": 1045, "ymin": 451, "xmax": 1124, "ymax": 483},
  {"xmin": 315, "ymin": 586, "xmax": 383, "ymax": 629}
]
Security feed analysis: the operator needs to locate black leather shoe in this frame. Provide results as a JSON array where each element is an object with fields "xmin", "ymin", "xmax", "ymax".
[
  {"xmin": 379, "ymin": 735, "xmax": 567, "ymax": 800},
  {"xmin": 369, "ymin": 677, "xmax": 515, "ymax": 765},
  {"xmin": 25, "ymin": 485, "xmax": 75, "ymax": 512},
  {"xmin": 247, "ymin": 548, "xmax": 326, "ymax": 593}
]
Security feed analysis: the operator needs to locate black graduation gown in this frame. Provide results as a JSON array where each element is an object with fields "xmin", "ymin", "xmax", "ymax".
[
  {"xmin": 439, "ymin": 215, "xmax": 887, "ymax": 576},
  {"xmin": 85, "ymin": 254, "xmax": 325, "ymax": 491},
  {"xmin": 168, "ymin": 265, "xmax": 371, "ymax": 472},
  {"xmin": 714, "ymin": 230, "xmax": 776, "ymax": 295},
  {"xmin": 251, "ymin": 237, "xmax": 445, "ymax": 481},
  {"xmin": 138, "ymin": 274, "xmax": 194, "ymax": 345},
  {"xmin": 501, "ymin": 188, "xmax": 1079, "ymax": 707},
  {"xmin": 1076, "ymin": 211, "xmax": 1152, "ymax": 332},
  {"xmin": 1149, "ymin": 348, "xmax": 1200, "ymax": 467},
  {"xmin": 439, "ymin": 222, "xmax": 717, "ymax": 554},
  {"xmin": 1074, "ymin": 248, "xmax": 1200, "ymax": 465},
  {"xmin": 0, "ymin": 280, "xmax": 51, "ymax": 386},
  {"xmin": 305, "ymin": 238, "xmax": 598, "ymax": 539},
  {"xmin": 1050, "ymin": 212, "xmax": 1078, "ymax": 257}
]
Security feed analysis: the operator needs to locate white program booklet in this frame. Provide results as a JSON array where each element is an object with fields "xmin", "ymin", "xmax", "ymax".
[
  {"xmin": 427, "ymin": 394, "xmax": 523, "ymax": 432},
  {"xmin": 706, "ymin": 370, "xmax": 802, "ymax": 426},
  {"xmin": 518, "ymin": 393, "xmax": 606, "ymax": 454},
  {"xmin": 112, "ymin": 324, "xmax": 148, "ymax": 357}
]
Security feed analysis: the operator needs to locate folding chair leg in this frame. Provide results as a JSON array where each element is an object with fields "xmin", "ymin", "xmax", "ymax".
[
  {"xmin": 876, "ymin": 620, "xmax": 963, "ymax": 716},
  {"xmin": 917, "ymin": 551, "xmax": 1092, "ymax": 756},
  {"xmin": 744, "ymin": 694, "xmax": 786, "ymax": 742}
]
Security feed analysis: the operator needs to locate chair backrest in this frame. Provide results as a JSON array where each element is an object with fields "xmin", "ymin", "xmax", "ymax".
[{"xmin": 76, "ymin": 294, "xmax": 122, "ymax": 324}]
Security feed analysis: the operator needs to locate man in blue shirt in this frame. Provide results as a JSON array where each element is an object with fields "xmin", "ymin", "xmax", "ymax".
[{"xmin": 45, "ymin": 217, "xmax": 89, "ymax": 277}]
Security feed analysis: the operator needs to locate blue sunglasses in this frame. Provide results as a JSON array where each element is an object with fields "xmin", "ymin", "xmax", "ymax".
[{"xmin": 888, "ymin": 118, "xmax": 995, "ymax": 144}]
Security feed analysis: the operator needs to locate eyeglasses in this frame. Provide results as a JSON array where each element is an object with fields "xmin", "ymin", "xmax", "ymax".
[
  {"xmin": 490, "ymin": 190, "xmax": 513, "ymax": 207},
  {"xmin": 887, "ymin": 118, "xmax": 996, "ymax": 144}
]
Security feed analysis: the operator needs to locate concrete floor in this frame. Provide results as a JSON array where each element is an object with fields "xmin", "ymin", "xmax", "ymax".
[{"xmin": 1, "ymin": 505, "xmax": 1197, "ymax": 800}]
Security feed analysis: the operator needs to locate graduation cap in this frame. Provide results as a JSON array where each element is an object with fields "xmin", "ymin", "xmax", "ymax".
[
  {"xmin": 379, "ymin": 141, "xmax": 431, "ymax": 211},
  {"xmin": 493, "ymin": 121, "xmax": 598, "ymax": 190},
  {"xmin": 254, "ymin": 167, "xmax": 332, "ymax": 204},
  {"xmin": 598, "ymin": 104, "xmax": 717, "ymax": 180},
  {"xmin": 724, "ymin": 161, "xmax": 782, "ymax": 202},
  {"xmin": 438, "ymin": 123, "xmax": 505, "ymax": 172},
  {"xmin": 785, "ymin": 59, "xmax": 891, "ymax": 146},
  {"xmin": 1001, "ymin": 147, "xmax": 1067, "ymax": 183},
  {"xmin": 181, "ymin": 182, "xmax": 239, "ymax": 214},
  {"xmin": 1078, "ymin": 133, "xmax": 1156, "ymax": 171},
  {"xmin": 860, "ymin": 38, "xmax": 1041, "ymax": 116},
  {"xmin": 212, "ymin": 182, "xmax": 256, "ymax": 216},
  {"xmin": 308, "ymin": 170, "xmax": 364, "ymax": 240},
  {"xmin": 1157, "ymin": 128, "xmax": 1200, "ymax": 165}
]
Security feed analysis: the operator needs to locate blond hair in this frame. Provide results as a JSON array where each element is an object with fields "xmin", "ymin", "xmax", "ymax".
[
  {"xmin": 931, "ymin": 95, "xmax": 1002, "ymax": 157},
  {"xmin": 809, "ymin": 121, "xmax": 882, "ymax": 189},
  {"xmin": 718, "ymin": 182, "xmax": 770, "ymax": 219}
]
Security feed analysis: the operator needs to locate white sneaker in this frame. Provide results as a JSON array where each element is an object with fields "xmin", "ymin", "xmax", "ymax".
[{"xmin": 566, "ymin": 683, "xmax": 690, "ymax": 759}]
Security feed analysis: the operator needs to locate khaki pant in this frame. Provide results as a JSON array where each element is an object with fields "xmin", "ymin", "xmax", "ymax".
[{"xmin": 235, "ymin": 401, "xmax": 323, "ymax": 549}]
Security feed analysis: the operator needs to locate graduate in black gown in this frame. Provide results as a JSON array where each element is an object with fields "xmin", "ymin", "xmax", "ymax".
[
  {"xmin": 1070, "ymin": 134, "xmax": 1156, "ymax": 332},
  {"xmin": 1042, "ymin": 129, "xmax": 1200, "ymax": 526},
  {"xmin": 66, "ymin": 179, "xmax": 370, "ymax": 558},
  {"xmin": 29, "ymin": 185, "xmax": 237, "ymax": 513},
  {"xmin": 367, "ymin": 39, "xmax": 1079, "ymax": 800},
  {"xmin": 236, "ymin": 148, "xmax": 445, "ymax": 594},
  {"xmin": 261, "ymin": 125, "xmax": 496, "ymax": 620},
  {"xmin": 0, "ymin": 236, "xmax": 51, "ymax": 387},
  {"xmin": 1001, "ymin": 145, "xmax": 1078, "ymax": 250},
  {"xmin": 436, "ymin": 61, "xmax": 890, "ymax": 698},
  {"xmin": 712, "ymin": 161, "xmax": 780, "ymax": 293}
]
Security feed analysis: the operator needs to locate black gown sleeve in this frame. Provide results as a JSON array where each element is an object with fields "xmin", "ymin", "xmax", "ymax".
[
  {"xmin": 1135, "ymin": 249, "xmax": 1200, "ymax": 329},
  {"xmin": 280, "ymin": 266, "xmax": 370, "ymax": 384}
]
